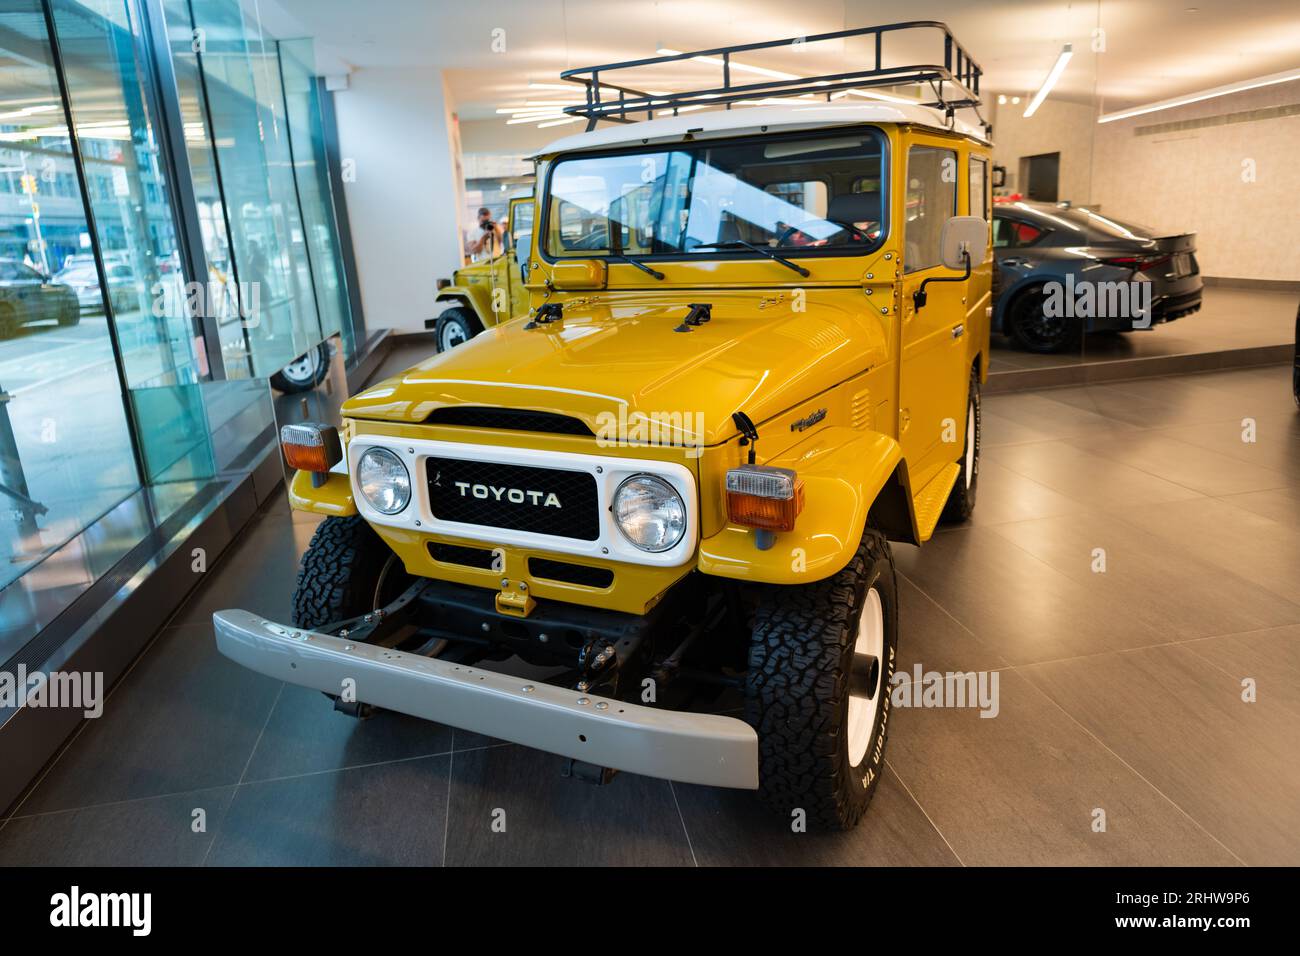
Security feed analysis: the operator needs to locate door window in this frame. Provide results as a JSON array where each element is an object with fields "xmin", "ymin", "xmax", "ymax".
[{"xmin": 904, "ymin": 145, "xmax": 958, "ymax": 273}]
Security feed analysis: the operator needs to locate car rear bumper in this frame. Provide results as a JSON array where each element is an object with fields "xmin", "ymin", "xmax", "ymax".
[{"xmin": 213, "ymin": 608, "xmax": 759, "ymax": 789}]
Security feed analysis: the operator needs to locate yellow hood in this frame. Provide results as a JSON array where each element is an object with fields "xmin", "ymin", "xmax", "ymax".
[{"xmin": 344, "ymin": 290, "xmax": 888, "ymax": 447}]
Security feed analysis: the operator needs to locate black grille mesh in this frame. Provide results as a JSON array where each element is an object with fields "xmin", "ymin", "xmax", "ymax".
[
  {"xmin": 429, "ymin": 542, "xmax": 497, "ymax": 570},
  {"xmin": 528, "ymin": 558, "xmax": 614, "ymax": 589},
  {"xmin": 425, "ymin": 457, "xmax": 599, "ymax": 540},
  {"xmin": 426, "ymin": 406, "xmax": 594, "ymax": 436}
]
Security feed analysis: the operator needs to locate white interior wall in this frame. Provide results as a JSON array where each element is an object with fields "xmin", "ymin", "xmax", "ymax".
[
  {"xmin": 332, "ymin": 67, "xmax": 467, "ymax": 333},
  {"xmin": 990, "ymin": 96, "xmax": 1097, "ymax": 204},
  {"xmin": 1090, "ymin": 85, "xmax": 1300, "ymax": 282}
]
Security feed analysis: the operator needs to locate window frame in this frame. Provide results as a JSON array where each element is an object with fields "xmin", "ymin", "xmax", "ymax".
[{"xmin": 536, "ymin": 124, "xmax": 892, "ymax": 266}]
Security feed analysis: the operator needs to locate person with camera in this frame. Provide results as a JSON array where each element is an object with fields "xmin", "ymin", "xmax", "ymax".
[{"xmin": 467, "ymin": 206, "xmax": 504, "ymax": 259}]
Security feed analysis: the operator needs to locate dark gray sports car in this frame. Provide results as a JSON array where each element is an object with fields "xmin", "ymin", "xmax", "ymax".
[{"xmin": 992, "ymin": 201, "xmax": 1202, "ymax": 353}]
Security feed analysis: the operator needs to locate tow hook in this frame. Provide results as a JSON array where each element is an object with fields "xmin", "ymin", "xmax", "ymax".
[{"xmin": 561, "ymin": 758, "xmax": 618, "ymax": 785}]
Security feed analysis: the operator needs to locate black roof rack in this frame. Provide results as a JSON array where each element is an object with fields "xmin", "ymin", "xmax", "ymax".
[{"xmin": 560, "ymin": 21, "xmax": 985, "ymax": 132}]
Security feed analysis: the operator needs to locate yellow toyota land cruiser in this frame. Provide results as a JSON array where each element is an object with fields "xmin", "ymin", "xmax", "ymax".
[
  {"xmin": 216, "ymin": 22, "xmax": 993, "ymax": 830},
  {"xmin": 431, "ymin": 194, "xmax": 535, "ymax": 351}
]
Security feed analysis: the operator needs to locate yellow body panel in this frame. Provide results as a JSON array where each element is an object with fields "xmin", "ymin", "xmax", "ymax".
[{"xmin": 300, "ymin": 123, "xmax": 991, "ymax": 609}]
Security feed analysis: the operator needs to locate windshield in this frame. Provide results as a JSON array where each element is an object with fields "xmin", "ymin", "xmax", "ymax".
[{"xmin": 543, "ymin": 129, "xmax": 887, "ymax": 260}]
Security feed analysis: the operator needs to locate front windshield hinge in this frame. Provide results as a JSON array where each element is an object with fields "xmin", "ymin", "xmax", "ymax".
[
  {"xmin": 674, "ymin": 302, "xmax": 712, "ymax": 333},
  {"xmin": 525, "ymin": 301, "xmax": 563, "ymax": 329}
]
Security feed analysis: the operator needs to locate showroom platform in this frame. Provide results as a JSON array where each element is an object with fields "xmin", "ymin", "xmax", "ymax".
[{"xmin": 1, "ymin": 350, "xmax": 1296, "ymax": 866}]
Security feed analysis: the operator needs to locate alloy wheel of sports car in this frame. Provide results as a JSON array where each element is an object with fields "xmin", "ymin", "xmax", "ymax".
[{"xmin": 1007, "ymin": 285, "xmax": 1080, "ymax": 354}]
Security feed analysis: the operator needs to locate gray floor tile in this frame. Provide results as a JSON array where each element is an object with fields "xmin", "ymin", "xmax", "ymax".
[
  {"xmin": 206, "ymin": 756, "xmax": 450, "ymax": 866},
  {"xmin": 0, "ymin": 787, "xmax": 233, "ymax": 866},
  {"xmin": 1111, "ymin": 496, "xmax": 1300, "ymax": 607},
  {"xmin": 884, "ymin": 669, "xmax": 1241, "ymax": 866},
  {"xmin": 240, "ymin": 683, "xmax": 454, "ymax": 783},
  {"xmin": 896, "ymin": 575, "xmax": 1009, "ymax": 675},
  {"xmin": 989, "ymin": 511, "xmax": 1300, "ymax": 641},
  {"xmin": 986, "ymin": 439, "xmax": 1205, "ymax": 512},
  {"xmin": 443, "ymin": 744, "xmax": 695, "ymax": 866},
  {"xmin": 18, "ymin": 623, "xmax": 282, "ymax": 815},
  {"xmin": 1216, "ymin": 485, "xmax": 1300, "ymax": 524},
  {"xmin": 1070, "ymin": 431, "xmax": 1289, "ymax": 497},
  {"xmin": 673, "ymin": 766, "xmax": 959, "ymax": 865},
  {"xmin": 1020, "ymin": 644, "xmax": 1300, "ymax": 865},
  {"xmin": 1182, "ymin": 624, "xmax": 1300, "ymax": 721},
  {"xmin": 893, "ymin": 530, "xmax": 1168, "ymax": 665}
]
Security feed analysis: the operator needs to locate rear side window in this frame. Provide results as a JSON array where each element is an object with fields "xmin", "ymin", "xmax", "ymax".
[
  {"xmin": 904, "ymin": 145, "xmax": 958, "ymax": 273},
  {"xmin": 969, "ymin": 157, "xmax": 988, "ymax": 219},
  {"xmin": 993, "ymin": 217, "xmax": 1044, "ymax": 248}
]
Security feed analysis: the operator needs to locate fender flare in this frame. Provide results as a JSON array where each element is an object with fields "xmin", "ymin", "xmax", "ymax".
[
  {"xmin": 697, "ymin": 427, "xmax": 917, "ymax": 585},
  {"xmin": 435, "ymin": 283, "xmax": 496, "ymax": 328}
]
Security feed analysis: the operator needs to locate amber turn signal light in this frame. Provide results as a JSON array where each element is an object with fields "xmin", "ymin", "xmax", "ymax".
[
  {"xmin": 726, "ymin": 464, "xmax": 804, "ymax": 532},
  {"xmin": 280, "ymin": 422, "xmax": 342, "ymax": 474}
]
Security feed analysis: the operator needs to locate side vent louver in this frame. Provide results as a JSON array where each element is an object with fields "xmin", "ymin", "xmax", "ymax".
[{"xmin": 850, "ymin": 389, "xmax": 871, "ymax": 430}]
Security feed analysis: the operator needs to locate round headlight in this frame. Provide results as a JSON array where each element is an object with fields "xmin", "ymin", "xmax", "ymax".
[
  {"xmin": 357, "ymin": 447, "xmax": 411, "ymax": 515},
  {"xmin": 612, "ymin": 474, "xmax": 686, "ymax": 553}
]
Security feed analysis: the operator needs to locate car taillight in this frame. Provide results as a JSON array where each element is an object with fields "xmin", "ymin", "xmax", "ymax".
[
  {"xmin": 280, "ymin": 422, "xmax": 342, "ymax": 476},
  {"xmin": 1100, "ymin": 253, "xmax": 1170, "ymax": 272},
  {"xmin": 726, "ymin": 464, "xmax": 804, "ymax": 532}
]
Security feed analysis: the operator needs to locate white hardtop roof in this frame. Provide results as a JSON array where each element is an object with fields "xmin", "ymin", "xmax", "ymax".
[{"xmin": 535, "ymin": 101, "xmax": 989, "ymax": 157}]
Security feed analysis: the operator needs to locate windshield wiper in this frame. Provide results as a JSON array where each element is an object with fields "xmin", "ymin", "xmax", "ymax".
[
  {"xmin": 606, "ymin": 251, "xmax": 664, "ymax": 280},
  {"xmin": 690, "ymin": 240, "xmax": 810, "ymax": 277}
]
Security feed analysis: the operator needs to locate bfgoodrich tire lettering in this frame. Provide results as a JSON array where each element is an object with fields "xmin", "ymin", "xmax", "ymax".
[{"xmin": 745, "ymin": 528, "xmax": 899, "ymax": 830}]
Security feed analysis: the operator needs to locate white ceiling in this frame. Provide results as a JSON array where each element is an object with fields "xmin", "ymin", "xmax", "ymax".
[{"xmin": 250, "ymin": 0, "xmax": 1300, "ymax": 129}]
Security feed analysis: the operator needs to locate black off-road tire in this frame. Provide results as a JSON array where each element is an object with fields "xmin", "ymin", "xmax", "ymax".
[
  {"xmin": 942, "ymin": 366, "xmax": 981, "ymax": 523},
  {"xmin": 291, "ymin": 515, "xmax": 411, "ymax": 629},
  {"xmin": 435, "ymin": 306, "xmax": 483, "ymax": 352},
  {"xmin": 745, "ymin": 528, "xmax": 899, "ymax": 830}
]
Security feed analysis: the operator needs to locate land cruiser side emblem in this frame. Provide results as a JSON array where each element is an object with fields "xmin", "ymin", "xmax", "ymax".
[
  {"xmin": 791, "ymin": 408, "xmax": 827, "ymax": 432},
  {"xmin": 453, "ymin": 482, "xmax": 561, "ymax": 508}
]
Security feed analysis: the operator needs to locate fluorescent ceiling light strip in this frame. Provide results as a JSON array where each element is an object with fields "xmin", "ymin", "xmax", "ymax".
[
  {"xmin": 1023, "ymin": 44, "xmax": 1072, "ymax": 118},
  {"xmin": 536, "ymin": 117, "xmax": 580, "ymax": 128},
  {"xmin": 1097, "ymin": 67, "xmax": 1300, "ymax": 123},
  {"xmin": 656, "ymin": 48, "xmax": 799, "ymax": 81}
]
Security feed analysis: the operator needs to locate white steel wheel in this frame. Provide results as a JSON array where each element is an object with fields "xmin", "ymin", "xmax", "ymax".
[{"xmin": 846, "ymin": 586, "xmax": 885, "ymax": 768}]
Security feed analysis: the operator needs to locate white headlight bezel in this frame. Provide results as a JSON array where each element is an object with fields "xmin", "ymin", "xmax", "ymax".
[
  {"xmin": 356, "ymin": 446, "xmax": 412, "ymax": 515},
  {"xmin": 346, "ymin": 437, "xmax": 697, "ymax": 567},
  {"xmin": 611, "ymin": 473, "xmax": 688, "ymax": 553}
]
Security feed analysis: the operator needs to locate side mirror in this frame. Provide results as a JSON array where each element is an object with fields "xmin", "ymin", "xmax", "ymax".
[
  {"xmin": 914, "ymin": 216, "xmax": 987, "ymax": 311},
  {"xmin": 940, "ymin": 215, "xmax": 988, "ymax": 270}
]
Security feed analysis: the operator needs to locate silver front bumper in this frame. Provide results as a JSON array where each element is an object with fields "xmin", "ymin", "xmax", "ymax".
[{"xmin": 214, "ymin": 609, "xmax": 759, "ymax": 789}]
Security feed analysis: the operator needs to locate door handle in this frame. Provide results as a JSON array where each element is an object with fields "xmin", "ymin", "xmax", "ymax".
[{"xmin": 951, "ymin": 324, "xmax": 965, "ymax": 339}]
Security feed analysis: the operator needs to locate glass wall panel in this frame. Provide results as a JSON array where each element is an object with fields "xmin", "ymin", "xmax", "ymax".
[
  {"xmin": 278, "ymin": 37, "xmax": 353, "ymax": 360},
  {"xmin": 0, "ymin": 0, "xmax": 140, "ymax": 650},
  {"xmin": 174, "ymin": 0, "xmax": 324, "ymax": 377},
  {"xmin": 51, "ymin": 0, "xmax": 214, "ymax": 482},
  {"xmin": 161, "ymin": 0, "xmax": 250, "ymax": 380}
]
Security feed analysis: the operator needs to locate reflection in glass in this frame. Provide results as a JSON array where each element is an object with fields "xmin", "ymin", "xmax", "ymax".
[{"xmin": 0, "ymin": 0, "xmax": 139, "ymax": 644}]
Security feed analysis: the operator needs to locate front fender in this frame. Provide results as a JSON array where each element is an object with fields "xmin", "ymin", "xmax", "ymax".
[
  {"xmin": 435, "ymin": 283, "xmax": 495, "ymax": 327},
  {"xmin": 287, "ymin": 468, "xmax": 356, "ymax": 517},
  {"xmin": 697, "ymin": 427, "xmax": 904, "ymax": 584}
]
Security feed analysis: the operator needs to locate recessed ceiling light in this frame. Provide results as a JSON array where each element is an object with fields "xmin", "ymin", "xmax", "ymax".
[{"xmin": 997, "ymin": 94, "xmax": 1007, "ymax": 105}]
